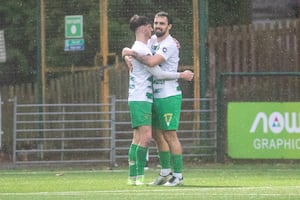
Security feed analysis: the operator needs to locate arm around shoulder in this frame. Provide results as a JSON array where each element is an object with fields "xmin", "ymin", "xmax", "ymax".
[{"xmin": 133, "ymin": 52, "xmax": 165, "ymax": 68}]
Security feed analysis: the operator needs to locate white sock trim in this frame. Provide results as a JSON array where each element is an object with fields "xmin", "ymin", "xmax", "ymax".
[
  {"xmin": 173, "ymin": 173, "xmax": 182, "ymax": 179},
  {"xmin": 160, "ymin": 169, "xmax": 172, "ymax": 176}
]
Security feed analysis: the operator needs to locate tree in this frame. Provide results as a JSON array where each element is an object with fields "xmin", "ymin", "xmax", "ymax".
[
  {"xmin": 209, "ymin": 0, "xmax": 252, "ymax": 27},
  {"xmin": 0, "ymin": 0, "xmax": 252, "ymax": 85},
  {"xmin": 0, "ymin": 0, "xmax": 37, "ymax": 85}
]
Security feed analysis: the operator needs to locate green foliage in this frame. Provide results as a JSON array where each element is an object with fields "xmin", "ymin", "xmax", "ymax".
[
  {"xmin": 45, "ymin": 0, "xmax": 99, "ymax": 67},
  {"xmin": 0, "ymin": 0, "xmax": 252, "ymax": 85},
  {"xmin": 0, "ymin": 0, "xmax": 37, "ymax": 85},
  {"xmin": 209, "ymin": 0, "xmax": 252, "ymax": 27},
  {"xmin": 0, "ymin": 48, "xmax": 33, "ymax": 84}
]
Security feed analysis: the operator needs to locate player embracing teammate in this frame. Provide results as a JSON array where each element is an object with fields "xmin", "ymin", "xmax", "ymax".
[{"xmin": 123, "ymin": 11, "xmax": 193, "ymax": 186}]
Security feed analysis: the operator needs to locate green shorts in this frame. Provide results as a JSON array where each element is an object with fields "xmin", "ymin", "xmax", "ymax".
[
  {"xmin": 152, "ymin": 94, "xmax": 182, "ymax": 131},
  {"xmin": 128, "ymin": 101, "xmax": 152, "ymax": 129}
]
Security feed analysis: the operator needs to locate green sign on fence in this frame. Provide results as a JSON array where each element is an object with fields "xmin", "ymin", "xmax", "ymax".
[
  {"xmin": 64, "ymin": 39, "xmax": 85, "ymax": 51},
  {"xmin": 228, "ymin": 102, "xmax": 300, "ymax": 159},
  {"xmin": 65, "ymin": 15, "xmax": 83, "ymax": 38}
]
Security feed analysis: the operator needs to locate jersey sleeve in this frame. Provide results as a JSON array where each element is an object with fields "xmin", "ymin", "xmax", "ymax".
[{"xmin": 146, "ymin": 66, "xmax": 179, "ymax": 80}]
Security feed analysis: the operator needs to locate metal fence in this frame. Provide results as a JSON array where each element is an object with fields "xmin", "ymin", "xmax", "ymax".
[
  {"xmin": 13, "ymin": 97, "xmax": 217, "ymax": 166},
  {"xmin": 0, "ymin": 96, "xmax": 3, "ymax": 149}
]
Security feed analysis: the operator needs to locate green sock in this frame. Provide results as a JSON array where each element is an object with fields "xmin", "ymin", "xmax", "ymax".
[
  {"xmin": 128, "ymin": 144, "xmax": 138, "ymax": 177},
  {"xmin": 158, "ymin": 151, "xmax": 171, "ymax": 169},
  {"xmin": 172, "ymin": 154, "xmax": 183, "ymax": 173},
  {"xmin": 136, "ymin": 145, "xmax": 148, "ymax": 176}
]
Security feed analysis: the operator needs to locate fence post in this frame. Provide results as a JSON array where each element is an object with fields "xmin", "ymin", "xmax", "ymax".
[
  {"xmin": 110, "ymin": 95, "xmax": 116, "ymax": 168},
  {"xmin": 61, "ymin": 106, "xmax": 65, "ymax": 161},
  {"xmin": 0, "ymin": 95, "xmax": 3, "ymax": 149},
  {"xmin": 216, "ymin": 73, "xmax": 225, "ymax": 163},
  {"xmin": 12, "ymin": 96, "xmax": 17, "ymax": 163}
]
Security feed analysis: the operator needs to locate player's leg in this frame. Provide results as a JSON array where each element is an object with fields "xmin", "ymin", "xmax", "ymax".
[
  {"xmin": 135, "ymin": 125, "xmax": 152, "ymax": 185},
  {"xmin": 163, "ymin": 130, "xmax": 184, "ymax": 186},
  {"xmin": 128, "ymin": 130, "xmax": 139, "ymax": 185},
  {"xmin": 153, "ymin": 129, "xmax": 172, "ymax": 175},
  {"xmin": 152, "ymin": 101, "xmax": 171, "ymax": 174},
  {"xmin": 158, "ymin": 95, "xmax": 184, "ymax": 186},
  {"xmin": 128, "ymin": 101, "xmax": 152, "ymax": 185},
  {"xmin": 148, "ymin": 129, "xmax": 173, "ymax": 186},
  {"xmin": 148, "ymin": 100, "xmax": 172, "ymax": 186}
]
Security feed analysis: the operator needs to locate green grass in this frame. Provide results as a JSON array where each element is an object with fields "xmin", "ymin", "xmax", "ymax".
[{"xmin": 0, "ymin": 164, "xmax": 300, "ymax": 200}]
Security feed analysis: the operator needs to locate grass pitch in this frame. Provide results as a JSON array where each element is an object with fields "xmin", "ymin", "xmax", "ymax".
[{"xmin": 0, "ymin": 164, "xmax": 300, "ymax": 200}]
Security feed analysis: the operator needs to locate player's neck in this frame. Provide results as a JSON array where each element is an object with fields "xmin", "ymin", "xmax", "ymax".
[
  {"xmin": 156, "ymin": 33, "xmax": 169, "ymax": 42},
  {"xmin": 135, "ymin": 34, "xmax": 148, "ymax": 44}
]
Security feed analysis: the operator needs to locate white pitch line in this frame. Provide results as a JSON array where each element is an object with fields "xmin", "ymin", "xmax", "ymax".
[
  {"xmin": 0, "ymin": 169, "xmax": 127, "ymax": 175},
  {"xmin": 1, "ymin": 186, "xmax": 300, "ymax": 196}
]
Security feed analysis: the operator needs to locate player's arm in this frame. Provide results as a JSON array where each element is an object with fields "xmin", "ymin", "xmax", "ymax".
[
  {"xmin": 147, "ymin": 66, "xmax": 194, "ymax": 81},
  {"xmin": 147, "ymin": 66, "xmax": 179, "ymax": 80},
  {"xmin": 123, "ymin": 55, "xmax": 132, "ymax": 71},
  {"xmin": 122, "ymin": 47, "xmax": 164, "ymax": 67}
]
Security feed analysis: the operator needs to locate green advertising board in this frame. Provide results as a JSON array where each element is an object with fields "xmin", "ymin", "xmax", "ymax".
[
  {"xmin": 65, "ymin": 15, "xmax": 83, "ymax": 38},
  {"xmin": 228, "ymin": 102, "xmax": 300, "ymax": 159},
  {"xmin": 64, "ymin": 39, "xmax": 84, "ymax": 51}
]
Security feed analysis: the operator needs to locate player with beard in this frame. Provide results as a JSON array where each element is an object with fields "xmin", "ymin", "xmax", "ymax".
[
  {"xmin": 123, "ymin": 11, "xmax": 189, "ymax": 186},
  {"xmin": 125, "ymin": 14, "xmax": 193, "ymax": 186}
]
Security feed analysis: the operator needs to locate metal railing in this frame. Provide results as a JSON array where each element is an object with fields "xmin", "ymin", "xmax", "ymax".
[
  {"xmin": 0, "ymin": 96, "xmax": 3, "ymax": 149},
  {"xmin": 12, "ymin": 96, "xmax": 217, "ymax": 166}
]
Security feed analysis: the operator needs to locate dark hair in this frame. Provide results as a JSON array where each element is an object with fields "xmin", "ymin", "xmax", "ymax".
[
  {"xmin": 155, "ymin": 11, "xmax": 173, "ymax": 25},
  {"xmin": 129, "ymin": 15, "xmax": 152, "ymax": 32}
]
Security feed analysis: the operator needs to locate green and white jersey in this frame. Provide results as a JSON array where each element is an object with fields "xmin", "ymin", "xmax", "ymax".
[
  {"xmin": 149, "ymin": 35, "xmax": 182, "ymax": 99},
  {"xmin": 128, "ymin": 41, "xmax": 153, "ymax": 103}
]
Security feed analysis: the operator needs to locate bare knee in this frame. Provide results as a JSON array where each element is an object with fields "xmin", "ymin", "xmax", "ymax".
[
  {"xmin": 138, "ymin": 126, "xmax": 152, "ymax": 147},
  {"xmin": 153, "ymin": 130, "xmax": 169, "ymax": 151},
  {"xmin": 152, "ymin": 131, "xmax": 164, "ymax": 143},
  {"xmin": 163, "ymin": 131, "xmax": 182, "ymax": 154},
  {"xmin": 163, "ymin": 131, "xmax": 179, "ymax": 143}
]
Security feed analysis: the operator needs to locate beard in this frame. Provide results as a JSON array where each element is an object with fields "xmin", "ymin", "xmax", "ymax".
[{"xmin": 155, "ymin": 29, "xmax": 166, "ymax": 37}]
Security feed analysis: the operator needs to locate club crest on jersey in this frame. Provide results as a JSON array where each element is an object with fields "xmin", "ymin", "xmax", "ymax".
[
  {"xmin": 164, "ymin": 113, "xmax": 173, "ymax": 126},
  {"xmin": 151, "ymin": 45, "xmax": 159, "ymax": 55},
  {"xmin": 162, "ymin": 47, "xmax": 167, "ymax": 53}
]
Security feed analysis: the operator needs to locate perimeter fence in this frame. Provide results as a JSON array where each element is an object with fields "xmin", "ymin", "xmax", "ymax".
[{"xmin": 12, "ymin": 97, "xmax": 217, "ymax": 166}]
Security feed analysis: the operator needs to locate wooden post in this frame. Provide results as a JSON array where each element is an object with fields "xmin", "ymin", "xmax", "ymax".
[
  {"xmin": 193, "ymin": 0, "xmax": 200, "ymax": 101},
  {"xmin": 100, "ymin": 0, "xmax": 109, "ymax": 103},
  {"xmin": 192, "ymin": 0, "xmax": 200, "ymax": 141},
  {"xmin": 41, "ymin": 0, "xmax": 46, "ymax": 104},
  {"xmin": 99, "ymin": 0, "xmax": 110, "ymax": 161}
]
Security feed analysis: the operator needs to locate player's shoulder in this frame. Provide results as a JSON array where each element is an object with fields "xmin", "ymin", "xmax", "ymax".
[
  {"xmin": 132, "ymin": 41, "xmax": 151, "ymax": 54},
  {"xmin": 161, "ymin": 35, "xmax": 177, "ymax": 47},
  {"xmin": 159, "ymin": 36, "xmax": 177, "ymax": 55}
]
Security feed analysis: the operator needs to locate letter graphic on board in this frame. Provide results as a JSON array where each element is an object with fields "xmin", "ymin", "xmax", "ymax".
[{"xmin": 250, "ymin": 112, "xmax": 268, "ymax": 133}]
